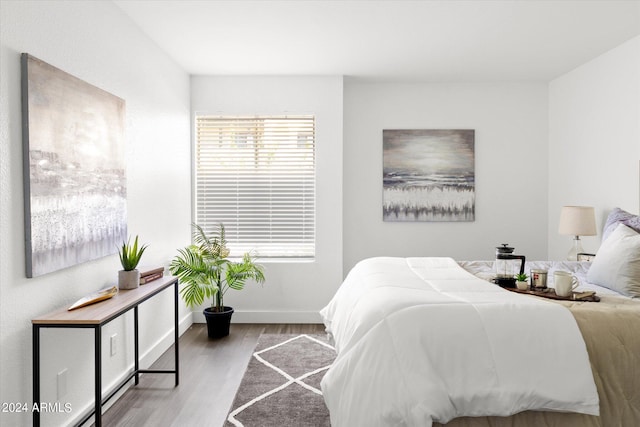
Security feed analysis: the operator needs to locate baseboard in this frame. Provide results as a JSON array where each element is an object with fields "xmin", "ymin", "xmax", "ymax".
[
  {"xmin": 75, "ymin": 311, "xmax": 193, "ymax": 426},
  {"xmin": 139, "ymin": 310, "xmax": 193, "ymax": 368},
  {"xmin": 191, "ymin": 310, "xmax": 323, "ymax": 324}
]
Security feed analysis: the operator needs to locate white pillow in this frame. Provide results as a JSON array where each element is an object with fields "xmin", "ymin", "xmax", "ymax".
[{"xmin": 587, "ymin": 223, "xmax": 640, "ymax": 297}]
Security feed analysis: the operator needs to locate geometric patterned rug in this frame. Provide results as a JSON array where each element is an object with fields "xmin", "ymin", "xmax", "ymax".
[{"xmin": 225, "ymin": 334, "xmax": 335, "ymax": 427}]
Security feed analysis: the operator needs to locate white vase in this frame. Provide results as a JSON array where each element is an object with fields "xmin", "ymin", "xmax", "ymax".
[
  {"xmin": 516, "ymin": 280, "xmax": 529, "ymax": 291},
  {"xmin": 118, "ymin": 269, "xmax": 140, "ymax": 290}
]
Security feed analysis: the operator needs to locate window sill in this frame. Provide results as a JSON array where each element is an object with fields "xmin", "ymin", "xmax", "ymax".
[
  {"xmin": 247, "ymin": 257, "xmax": 315, "ymax": 264},
  {"xmin": 226, "ymin": 255, "xmax": 315, "ymax": 263}
]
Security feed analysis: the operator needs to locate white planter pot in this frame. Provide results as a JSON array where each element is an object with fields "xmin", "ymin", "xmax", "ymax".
[{"xmin": 118, "ymin": 269, "xmax": 140, "ymax": 290}]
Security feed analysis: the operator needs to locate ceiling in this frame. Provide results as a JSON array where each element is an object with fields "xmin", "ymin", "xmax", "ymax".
[{"xmin": 114, "ymin": 0, "xmax": 640, "ymax": 82}]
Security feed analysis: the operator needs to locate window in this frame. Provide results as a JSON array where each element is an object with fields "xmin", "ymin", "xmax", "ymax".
[{"xmin": 195, "ymin": 115, "xmax": 315, "ymax": 258}]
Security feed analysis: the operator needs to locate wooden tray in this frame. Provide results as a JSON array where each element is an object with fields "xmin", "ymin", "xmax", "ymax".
[{"xmin": 506, "ymin": 287, "xmax": 600, "ymax": 302}]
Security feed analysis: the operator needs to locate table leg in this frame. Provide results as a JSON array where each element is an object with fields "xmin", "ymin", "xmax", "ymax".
[
  {"xmin": 174, "ymin": 280, "xmax": 179, "ymax": 386},
  {"xmin": 33, "ymin": 324, "xmax": 40, "ymax": 427},
  {"xmin": 134, "ymin": 306, "xmax": 139, "ymax": 385},
  {"xmin": 94, "ymin": 325, "xmax": 102, "ymax": 427}
]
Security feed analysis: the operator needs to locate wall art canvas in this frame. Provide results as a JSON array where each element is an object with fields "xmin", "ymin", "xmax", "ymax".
[
  {"xmin": 21, "ymin": 54, "xmax": 127, "ymax": 277},
  {"xmin": 383, "ymin": 129, "xmax": 475, "ymax": 222}
]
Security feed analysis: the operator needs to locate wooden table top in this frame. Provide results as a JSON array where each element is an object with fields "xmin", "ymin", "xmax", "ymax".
[{"xmin": 32, "ymin": 275, "xmax": 178, "ymax": 325}]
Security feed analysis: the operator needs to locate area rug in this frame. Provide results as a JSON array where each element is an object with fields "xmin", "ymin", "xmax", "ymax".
[{"xmin": 225, "ymin": 334, "xmax": 335, "ymax": 427}]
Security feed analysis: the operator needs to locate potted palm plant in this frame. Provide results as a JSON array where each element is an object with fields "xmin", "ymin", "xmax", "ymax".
[
  {"xmin": 118, "ymin": 235, "xmax": 148, "ymax": 290},
  {"xmin": 170, "ymin": 223, "xmax": 265, "ymax": 338}
]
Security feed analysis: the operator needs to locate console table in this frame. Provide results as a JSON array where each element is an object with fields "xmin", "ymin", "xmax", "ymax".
[{"xmin": 32, "ymin": 275, "xmax": 179, "ymax": 427}]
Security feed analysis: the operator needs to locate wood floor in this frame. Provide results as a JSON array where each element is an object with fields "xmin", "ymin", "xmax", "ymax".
[{"xmin": 98, "ymin": 323, "xmax": 326, "ymax": 427}]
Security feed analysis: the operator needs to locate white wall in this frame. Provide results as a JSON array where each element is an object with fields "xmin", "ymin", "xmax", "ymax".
[
  {"xmin": 0, "ymin": 1, "xmax": 191, "ymax": 426},
  {"xmin": 548, "ymin": 36, "xmax": 640, "ymax": 260},
  {"xmin": 343, "ymin": 82, "xmax": 549, "ymax": 272},
  {"xmin": 190, "ymin": 76, "xmax": 344, "ymax": 323}
]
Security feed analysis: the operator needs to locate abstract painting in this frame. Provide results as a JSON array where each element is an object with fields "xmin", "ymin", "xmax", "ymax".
[
  {"xmin": 21, "ymin": 54, "xmax": 127, "ymax": 277},
  {"xmin": 383, "ymin": 129, "xmax": 475, "ymax": 222}
]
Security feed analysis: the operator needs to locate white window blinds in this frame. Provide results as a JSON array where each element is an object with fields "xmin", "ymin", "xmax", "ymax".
[{"xmin": 195, "ymin": 115, "xmax": 315, "ymax": 258}]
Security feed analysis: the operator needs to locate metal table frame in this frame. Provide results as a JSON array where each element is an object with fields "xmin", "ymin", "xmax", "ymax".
[{"xmin": 32, "ymin": 277, "xmax": 179, "ymax": 427}]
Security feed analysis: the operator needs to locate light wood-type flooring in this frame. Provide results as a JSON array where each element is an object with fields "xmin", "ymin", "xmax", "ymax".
[{"xmin": 97, "ymin": 323, "xmax": 326, "ymax": 427}]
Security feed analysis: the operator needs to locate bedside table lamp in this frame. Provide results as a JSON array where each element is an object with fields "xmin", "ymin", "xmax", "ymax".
[{"xmin": 558, "ymin": 206, "xmax": 597, "ymax": 261}]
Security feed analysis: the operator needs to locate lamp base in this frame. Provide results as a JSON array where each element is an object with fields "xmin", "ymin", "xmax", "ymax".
[{"xmin": 566, "ymin": 236, "xmax": 583, "ymax": 261}]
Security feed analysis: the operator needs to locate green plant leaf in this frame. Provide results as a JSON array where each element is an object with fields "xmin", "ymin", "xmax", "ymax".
[
  {"xmin": 118, "ymin": 235, "xmax": 148, "ymax": 271},
  {"xmin": 170, "ymin": 223, "xmax": 265, "ymax": 310}
]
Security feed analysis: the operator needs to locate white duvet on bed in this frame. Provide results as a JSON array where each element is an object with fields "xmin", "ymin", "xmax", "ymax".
[{"xmin": 320, "ymin": 257, "xmax": 599, "ymax": 427}]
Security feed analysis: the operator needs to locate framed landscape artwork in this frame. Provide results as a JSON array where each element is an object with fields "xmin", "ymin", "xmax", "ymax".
[
  {"xmin": 21, "ymin": 54, "xmax": 127, "ymax": 277},
  {"xmin": 383, "ymin": 129, "xmax": 475, "ymax": 222}
]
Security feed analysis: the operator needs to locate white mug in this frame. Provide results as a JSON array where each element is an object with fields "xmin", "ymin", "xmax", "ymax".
[{"xmin": 554, "ymin": 271, "xmax": 579, "ymax": 297}]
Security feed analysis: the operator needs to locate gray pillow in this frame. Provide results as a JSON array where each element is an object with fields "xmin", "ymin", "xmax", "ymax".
[
  {"xmin": 587, "ymin": 223, "xmax": 640, "ymax": 297},
  {"xmin": 602, "ymin": 207, "xmax": 640, "ymax": 242}
]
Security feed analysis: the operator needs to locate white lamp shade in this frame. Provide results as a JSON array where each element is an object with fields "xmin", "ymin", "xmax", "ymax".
[{"xmin": 558, "ymin": 206, "xmax": 597, "ymax": 236}]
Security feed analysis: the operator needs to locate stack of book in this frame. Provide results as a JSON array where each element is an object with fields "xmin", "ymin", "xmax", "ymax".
[{"xmin": 139, "ymin": 266, "xmax": 165, "ymax": 285}]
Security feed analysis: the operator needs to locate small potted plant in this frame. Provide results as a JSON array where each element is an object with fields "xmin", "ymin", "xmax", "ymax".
[
  {"xmin": 118, "ymin": 235, "xmax": 148, "ymax": 290},
  {"xmin": 515, "ymin": 273, "xmax": 529, "ymax": 291},
  {"xmin": 170, "ymin": 223, "xmax": 265, "ymax": 338}
]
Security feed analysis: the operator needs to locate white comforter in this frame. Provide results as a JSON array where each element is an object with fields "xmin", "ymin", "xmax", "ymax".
[{"xmin": 320, "ymin": 257, "xmax": 599, "ymax": 427}]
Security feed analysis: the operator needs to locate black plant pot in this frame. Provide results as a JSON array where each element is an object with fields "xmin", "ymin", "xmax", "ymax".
[{"xmin": 203, "ymin": 306, "xmax": 234, "ymax": 339}]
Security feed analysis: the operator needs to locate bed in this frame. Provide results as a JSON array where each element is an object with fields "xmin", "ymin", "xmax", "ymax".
[{"xmin": 320, "ymin": 210, "xmax": 640, "ymax": 427}]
